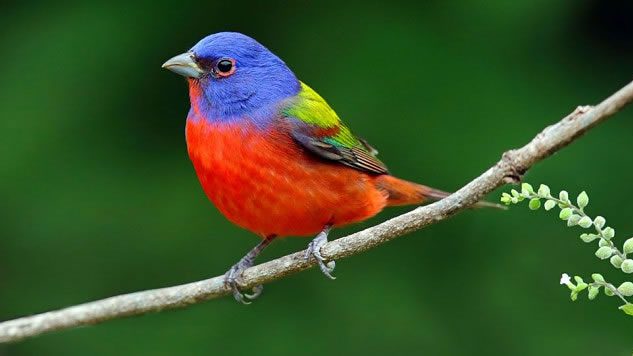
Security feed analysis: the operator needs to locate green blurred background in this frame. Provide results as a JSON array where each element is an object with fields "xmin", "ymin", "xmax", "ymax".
[{"xmin": 1, "ymin": 0, "xmax": 632, "ymax": 355}]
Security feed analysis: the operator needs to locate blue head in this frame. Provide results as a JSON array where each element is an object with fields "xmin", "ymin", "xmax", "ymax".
[{"xmin": 163, "ymin": 32, "xmax": 300, "ymax": 123}]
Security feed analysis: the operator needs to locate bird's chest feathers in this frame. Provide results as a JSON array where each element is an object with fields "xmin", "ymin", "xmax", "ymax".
[
  {"xmin": 185, "ymin": 118, "xmax": 298, "ymax": 215},
  {"xmin": 186, "ymin": 117, "xmax": 292, "ymax": 171}
]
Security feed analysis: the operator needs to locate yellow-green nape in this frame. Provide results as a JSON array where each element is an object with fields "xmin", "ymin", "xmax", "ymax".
[{"xmin": 283, "ymin": 82, "xmax": 360, "ymax": 148}]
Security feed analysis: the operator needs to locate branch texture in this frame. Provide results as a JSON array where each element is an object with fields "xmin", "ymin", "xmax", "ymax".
[{"xmin": 2, "ymin": 80, "xmax": 633, "ymax": 343}]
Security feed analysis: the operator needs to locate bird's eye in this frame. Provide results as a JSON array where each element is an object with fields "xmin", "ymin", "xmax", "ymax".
[
  {"xmin": 217, "ymin": 60, "xmax": 232, "ymax": 73},
  {"xmin": 214, "ymin": 58, "xmax": 236, "ymax": 77}
]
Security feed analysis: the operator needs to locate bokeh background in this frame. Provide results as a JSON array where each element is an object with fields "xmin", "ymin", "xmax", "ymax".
[{"xmin": 1, "ymin": 0, "xmax": 633, "ymax": 355}]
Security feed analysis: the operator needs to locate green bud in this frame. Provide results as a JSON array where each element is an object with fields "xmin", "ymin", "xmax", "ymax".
[
  {"xmin": 538, "ymin": 184, "xmax": 551, "ymax": 198},
  {"xmin": 500, "ymin": 193, "xmax": 512, "ymax": 204},
  {"xmin": 544, "ymin": 200, "xmax": 556, "ymax": 211},
  {"xmin": 559, "ymin": 190, "xmax": 570, "ymax": 203},
  {"xmin": 567, "ymin": 214, "xmax": 581, "ymax": 227},
  {"xmin": 593, "ymin": 216, "xmax": 606, "ymax": 229},
  {"xmin": 521, "ymin": 183, "xmax": 534, "ymax": 195},
  {"xmin": 580, "ymin": 233, "xmax": 599, "ymax": 243},
  {"xmin": 511, "ymin": 197, "xmax": 519, "ymax": 204},
  {"xmin": 595, "ymin": 246, "xmax": 613, "ymax": 260},
  {"xmin": 559, "ymin": 208, "xmax": 573, "ymax": 220},
  {"xmin": 570, "ymin": 290, "xmax": 578, "ymax": 301},
  {"xmin": 618, "ymin": 282, "xmax": 633, "ymax": 296},
  {"xmin": 591, "ymin": 273, "xmax": 605, "ymax": 282},
  {"xmin": 620, "ymin": 304, "xmax": 633, "ymax": 316},
  {"xmin": 621, "ymin": 259, "xmax": 633, "ymax": 274},
  {"xmin": 602, "ymin": 227, "xmax": 615, "ymax": 240},
  {"xmin": 605, "ymin": 288, "xmax": 615, "ymax": 296},
  {"xmin": 577, "ymin": 191, "xmax": 589, "ymax": 209},
  {"xmin": 578, "ymin": 216, "xmax": 593, "ymax": 228},
  {"xmin": 611, "ymin": 255, "xmax": 624, "ymax": 268},
  {"xmin": 574, "ymin": 276, "xmax": 584, "ymax": 284},
  {"xmin": 624, "ymin": 238, "xmax": 633, "ymax": 255},
  {"xmin": 511, "ymin": 189, "xmax": 520, "ymax": 198},
  {"xmin": 528, "ymin": 198, "xmax": 541, "ymax": 210},
  {"xmin": 588, "ymin": 285, "xmax": 600, "ymax": 300}
]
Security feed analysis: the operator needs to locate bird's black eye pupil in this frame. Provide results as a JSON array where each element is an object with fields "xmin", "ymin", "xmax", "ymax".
[{"xmin": 217, "ymin": 60, "xmax": 233, "ymax": 73}]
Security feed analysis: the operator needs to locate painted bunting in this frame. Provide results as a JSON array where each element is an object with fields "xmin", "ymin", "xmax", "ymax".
[{"xmin": 163, "ymin": 32, "xmax": 498, "ymax": 303}]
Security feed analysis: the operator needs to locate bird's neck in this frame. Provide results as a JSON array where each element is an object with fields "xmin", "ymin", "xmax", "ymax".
[{"xmin": 187, "ymin": 75, "xmax": 300, "ymax": 127}]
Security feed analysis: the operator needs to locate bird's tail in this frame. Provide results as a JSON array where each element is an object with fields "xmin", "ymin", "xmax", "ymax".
[{"xmin": 375, "ymin": 175, "xmax": 504, "ymax": 209}]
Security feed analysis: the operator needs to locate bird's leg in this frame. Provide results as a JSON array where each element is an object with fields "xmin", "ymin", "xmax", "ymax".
[
  {"xmin": 224, "ymin": 235, "xmax": 275, "ymax": 304},
  {"xmin": 305, "ymin": 225, "xmax": 336, "ymax": 279}
]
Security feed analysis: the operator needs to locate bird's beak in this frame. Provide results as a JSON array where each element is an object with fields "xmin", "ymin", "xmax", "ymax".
[{"xmin": 162, "ymin": 52, "xmax": 204, "ymax": 79}]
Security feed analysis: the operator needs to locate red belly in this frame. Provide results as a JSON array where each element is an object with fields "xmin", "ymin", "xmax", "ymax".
[{"xmin": 185, "ymin": 119, "xmax": 388, "ymax": 237}]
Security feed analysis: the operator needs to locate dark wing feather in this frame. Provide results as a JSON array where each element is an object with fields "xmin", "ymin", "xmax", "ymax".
[{"xmin": 290, "ymin": 126, "xmax": 389, "ymax": 175}]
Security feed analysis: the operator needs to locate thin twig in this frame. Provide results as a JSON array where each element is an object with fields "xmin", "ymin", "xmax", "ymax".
[{"xmin": 2, "ymin": 80, "xmax": 633, "ymax": 344}]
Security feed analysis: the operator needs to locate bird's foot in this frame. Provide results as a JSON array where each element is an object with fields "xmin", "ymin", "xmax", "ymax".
[
  {"xmin": 223, "ymin": 235, "xmax": 275, "ymax": 304},
  {"xmin": 224, "ymin": 259, "xmax": 263, "ymax": 304},
  {"xmin": 304, "ymin": 225, "xmax": 336, "ymax": 279}
]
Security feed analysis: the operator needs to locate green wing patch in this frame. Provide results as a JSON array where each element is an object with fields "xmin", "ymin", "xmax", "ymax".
[{"xmin": 283, "ymin": 82, "xmax": 388, "ymax": 175}]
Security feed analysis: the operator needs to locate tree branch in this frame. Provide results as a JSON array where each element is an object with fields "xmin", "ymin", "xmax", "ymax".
[{"xmin": 2, "ymin": 80, "xmax": 633, "ymax": 344}]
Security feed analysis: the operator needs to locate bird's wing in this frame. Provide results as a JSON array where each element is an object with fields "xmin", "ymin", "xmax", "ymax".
[{"xmin": 282, "ymin": 82, "xmax": 388, "ymax": 175}]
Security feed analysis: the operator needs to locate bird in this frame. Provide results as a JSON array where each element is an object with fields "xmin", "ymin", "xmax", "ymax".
[{"xmin": 162, "ymin": 32, "xmax": 500, "ymax": 303}]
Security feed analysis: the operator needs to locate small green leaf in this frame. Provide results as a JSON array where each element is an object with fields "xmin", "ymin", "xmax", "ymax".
[
  {"xmin": 570, "ymin": 290, "xmax": 578, "ymax": 301},
  {"xmin": 595, "ymin": 246, "xmax": 613, "ymax": 260},
  {"xmin": 619, "ymin": 304, "xmax": 633, "ymax": 316},
  {"xmin": 567, "ymin": 214, "xmax": 581, "ymax": 227},
  {"xmin": 559, "ymin": 190, "xmax": 570, "ymax": 203},
  {"xmin": 605, "ymin": 288, "xmax": 615, "ymax": 296},
  {"xmin": 591, "ymin": 273, "xmax": 605, "ymax": 283},
  {"xmin": 559, "ymin": 208, "xmax": 572, "ymax": 220},
  {"xmin": 578, "ymin": 216, "xmax": 593, "ymax": 228},
  {"xmin": 577, "ymin": 191, "xmax": 589, "ymax": 209},
  {"xmin": 538, "ymin": 184, "xmax": 551, "ymax": 198},
  {"xmin": 618, "ymin": 282, "xmax": 633, "ymax": 296},
  {"xmin": 594, "ymin": 216, "xmax": 606, "ymax": 229},
  {"xmin": 528, "ymin": 198, "xmax": 541, "ymax": 210},
  {"xmin": 611, "ymin": 255, "xmax": 624, "ymax": 268},
  {"xmin": 624, "ymin": 238, "xmax": 633, "ymax": 255},
  {"xmin": 574, "ymin": 276, "xmax": 584, "ymax": 284},
  {"xmin": 621, "ymin": 259, "xmax": 633, "ymax": 274},
  {"xmin": 511, "ymin": 189, "xmax": 520, "ymax": 198},
  {"xmin": 602, "ymin": 227, "xmax": 616, "ymax": 240},
  {"xmin": 544, "ymin": 200, "xmax": 556, "ymax": 211},
  {"xmin": 521, "ymin": 183, "xmax": 534, "ymax": 196},
  {"xmin": 588, "ymin": 286, "xmax": 600, "ymax": 300},
  {"xmin": 580, "ymin": 233, "xmax": 599, "ymax": 243},
  {"xmin": 599, "ymin": 238, "xmax": 610, "ymax": 247}
]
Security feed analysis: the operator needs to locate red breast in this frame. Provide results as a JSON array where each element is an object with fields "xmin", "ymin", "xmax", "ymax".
[{"xmin": 185, "ymin": 118, "xmax": 390, "ymax": 237}]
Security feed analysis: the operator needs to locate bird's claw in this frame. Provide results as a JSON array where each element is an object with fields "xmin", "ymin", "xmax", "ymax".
[
  {"xmin": 224, "ymin": 262, "xmax": 263, "ymax": 304},
  {"xmin": 305, "ymin": 229, "xmax": 336, "ymax": 279}
]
